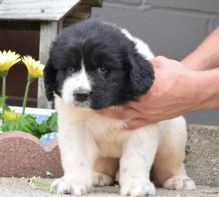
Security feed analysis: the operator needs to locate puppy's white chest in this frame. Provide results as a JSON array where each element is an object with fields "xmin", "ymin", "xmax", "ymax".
[
  {"xmin": 93, "ymin": 130, "xmax": 124, "ymax": 158},
  {"xmin": 85, "ymin": 114, "xmax": 128, "ymax": 158}
]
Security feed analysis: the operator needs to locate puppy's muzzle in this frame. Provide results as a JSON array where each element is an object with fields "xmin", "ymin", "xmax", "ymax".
[{"xmin": 74, "ymin": 90, "xmax": 92, "ymax": 102}]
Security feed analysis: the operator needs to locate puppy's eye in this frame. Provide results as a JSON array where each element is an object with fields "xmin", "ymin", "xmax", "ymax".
[
  {"xmin": 97, "ymin": 66, "xmax": 109, "ymax": 73},
  {"xmin": 66, "ymin": 66, "xmax": 76, "ymax": 72}
]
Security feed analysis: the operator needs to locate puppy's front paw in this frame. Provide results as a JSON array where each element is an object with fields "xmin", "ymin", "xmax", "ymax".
[
  {"xmin": 93, "ymin": 172, "xmax": 113, "ymax": 186},
  {"xmin": 163, "ymin": 175, "xmax": 196, "ymax": 190},
  {"xmin": 120, "ymin": 179, "xmax": 155, "ymax": 196},
  {"xmin": 51, "ymin": 176, "xmax": 92, "ymax": 195}
]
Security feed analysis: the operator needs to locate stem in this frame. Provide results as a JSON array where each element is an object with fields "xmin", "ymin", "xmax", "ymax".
[
  {"xmin": 22, "ymin": 77, "xmax": 34, "ymax": 115},
  {"xmin": 2, "ymin": 74, "xmax": 7, "ymax": 113}
]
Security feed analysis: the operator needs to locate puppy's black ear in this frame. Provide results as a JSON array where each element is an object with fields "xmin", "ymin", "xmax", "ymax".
[
  {"xmin": 128, "ymin": 52, "xmax": 154, "ymax": 95},
  {"xmin": 43, "ymin": 58, "xmax": 57, "ymax": 101}
]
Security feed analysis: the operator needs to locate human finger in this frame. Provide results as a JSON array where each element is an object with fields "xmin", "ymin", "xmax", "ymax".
[{"xmin": 98, "ymin": 107, "xmax": 142, "ymax": 120}]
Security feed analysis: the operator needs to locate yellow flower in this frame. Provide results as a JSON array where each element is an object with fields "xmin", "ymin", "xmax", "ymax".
[
  {"xmin": 0, "ymin": 50, "xmax": 20, "ymax": 72},
  {"xmin": 3, "ymin": 110, "xmax": 21, "ymax": 121},
  {"xmin": 22, "ymin": 56, "xmax": 45, "ymax": 79}
]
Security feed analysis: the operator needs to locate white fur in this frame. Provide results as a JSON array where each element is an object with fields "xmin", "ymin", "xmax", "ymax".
[
  {"xmin": 52, "ymin": 27, "xmax": 194, "ymax": 196},
  {"xmin": 62, "ymin": 65, "xmax": 92, "ymax": 107},
  {"xmin": 163, "ymin": 175, "xmax": 196, "ymax": 190},
  {"xmin": 121, "ymin": 28, "xmax": 154, "ymax": 59},
  {"xmin": 92, "ymin": 172, "xmax": 113, "ymax": 186}
]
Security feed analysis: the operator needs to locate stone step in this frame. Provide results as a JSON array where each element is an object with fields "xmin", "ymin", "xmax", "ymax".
[
  {"xmin": 185, "ymin": 124, "xmax": 218, "ymax": 187},
  {"xmin": 0, "ymin": 177, "xmax": 218, "ymax": 197}
]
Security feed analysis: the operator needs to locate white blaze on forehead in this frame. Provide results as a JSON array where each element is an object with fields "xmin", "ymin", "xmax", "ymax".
[
  {"xmin": 120, "ymin": 28, "xmax": 154, "ymax": 60},
  {"xmin": 80, "ymin": 64, "xmax": 91, "ymax": 90},
  {"xmin": 62, "ymin": 64, "xmax": 92, "ymax": 106}
]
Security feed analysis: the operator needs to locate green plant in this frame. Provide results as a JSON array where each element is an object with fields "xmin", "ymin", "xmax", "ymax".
[
  {"xmin": 29, "ymin": 176, "xmax": 52, "ymax": 193},
  {"xmin": 0, "ymin": 50, "xmax": 57, "ymax": 138}
]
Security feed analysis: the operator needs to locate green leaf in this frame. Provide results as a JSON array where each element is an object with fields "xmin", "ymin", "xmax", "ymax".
[
  {"xmin": 39, "ymin": 112, "xmax": 57, "ymax": 135},
  {"xmin": 0, "ymin": 96, "xmax": 10, "ymax": 111},
  {"xmin": 29, "ymin": 177, "xmax": 52, "ymax": 193},
  {"xmin": 1, "ymin": 114, "xmax": 42, "ymax": 138}
]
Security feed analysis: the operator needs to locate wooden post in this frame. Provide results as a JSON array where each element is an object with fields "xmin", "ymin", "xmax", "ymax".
[{"xmin": 38, "ymin": 21, "xmax": 63, "ymax": 108}]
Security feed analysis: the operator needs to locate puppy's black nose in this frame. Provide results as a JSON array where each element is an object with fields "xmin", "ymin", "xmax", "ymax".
[{"xmin": 74, "ymin": 91, "xmax": 92, "ymax": 102}]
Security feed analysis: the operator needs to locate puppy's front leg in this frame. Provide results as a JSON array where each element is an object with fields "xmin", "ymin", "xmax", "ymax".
[
  {"xmin": 120, "ymin": 125, "xmax": 160, "ymax": 196},
  {"xmin": 52, "ymin": 123, "xmax": 97, "ymax": 195}
]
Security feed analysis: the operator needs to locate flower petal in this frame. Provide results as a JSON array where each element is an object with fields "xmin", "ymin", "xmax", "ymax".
[
  {"xmin": 22, "ymin": 56, "xmax": 45, "ymax": 78},
  {"xmin": 0, "ymin": 50, "xmax": 20, "ymax": 72}
]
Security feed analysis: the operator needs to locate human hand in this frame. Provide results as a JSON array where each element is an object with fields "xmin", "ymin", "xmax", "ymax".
[{"xmin": 98, "ymin": 56, "xmax": 205, "ymax": 130}]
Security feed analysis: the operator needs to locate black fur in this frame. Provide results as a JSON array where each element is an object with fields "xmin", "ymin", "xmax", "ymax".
[{"xmin": 44, "ymin": 19, "xmax": 154, "ymax": 109}]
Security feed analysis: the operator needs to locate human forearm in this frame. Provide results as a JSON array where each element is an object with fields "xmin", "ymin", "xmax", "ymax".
[
  {"xmin": 193, "ymin": 67, "xmax": 219, "ymax": 110},
  {"xmin": 182, "ymin": 27, "xmax": 219, "ymax": 70}
]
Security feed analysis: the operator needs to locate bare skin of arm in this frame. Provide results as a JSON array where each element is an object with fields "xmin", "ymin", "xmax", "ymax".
[
  {"xmin": 182, "ymin": 27, "xmax": 219, "ymax": 70},
  {"xmin": 99, "ymin": 27, "xmax": 219, "ymax": 130}
]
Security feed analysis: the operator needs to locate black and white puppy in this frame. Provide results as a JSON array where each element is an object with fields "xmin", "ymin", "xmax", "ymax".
[{"xmin": 44, "ymin": 19, "xmax": 195, "ymax": 196}]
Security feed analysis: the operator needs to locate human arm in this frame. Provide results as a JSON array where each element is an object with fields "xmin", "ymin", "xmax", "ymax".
[{"xmin": 182, "ymin": 27, "xmax": 219, "ymax": 70}]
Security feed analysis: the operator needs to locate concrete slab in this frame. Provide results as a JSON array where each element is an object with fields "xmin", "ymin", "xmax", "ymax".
[{"xmin": 0, "ymin": 177, "xmax": 218, "ymax": 197}]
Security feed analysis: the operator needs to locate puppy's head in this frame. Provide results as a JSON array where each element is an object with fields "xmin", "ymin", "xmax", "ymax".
[{"xmin": 44, "ymin": 19, "xmax": 154, "ymax": 110}]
